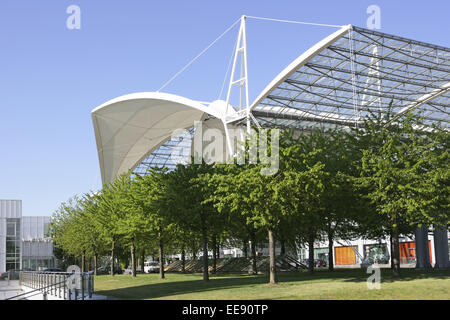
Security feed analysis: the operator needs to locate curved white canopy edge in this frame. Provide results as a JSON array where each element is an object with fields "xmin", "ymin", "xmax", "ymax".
[
  {"xmin": 250, "ymin": 24, "xmax": 352, "ymax": 111},
  {"xmin": 92, "ymin": 92, "xmax": 224, "ymax": 183}
]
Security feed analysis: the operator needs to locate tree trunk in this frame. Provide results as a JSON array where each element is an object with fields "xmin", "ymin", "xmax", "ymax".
[
  {"xmin": 250, "ymin": 231, "xmax": 258, "ymax": 275},
  {"xmin": 141, "ymin": 249, "xmax": 145, "ymax": 273},
  {"xmin": 217, "ymin": 244, "xmax": 220, "ymax": 259},
  {"xmin": 328, "ymin": 231, "xmax": 334, "ymax": 271},
  {"xmin": 81, "ymin": 252, "xmax": 85, "ymax": 273},
  {"xmin": 158, "ymin": 231, "xmax": 165, "ymax": 279},
  {"xmin": 390, "ymin": 234, "xmax": 394, "ymax": 269},
  {"xmin": 308, "ymin": 233, "xmax": 315, "ymax": 275},
  {"xmin": 201, "ymin": 221, "xmax": 209, "ymax": 282},
  {"xmin": 391, "ymin": 228, "xmax": 401, "ymax": 277},
  {"xmin": 93, "ymin": 254, "xmax": 97, "ymax": 276},
  {"xmin": 268, "ymin": 229, "xmax": 277, "ymax": 284},
  {"xmin": 280, "ymin": 239, "xmax": 286, "ymax": 256},
  {"xmin": 130, "ymin": 241, "xmax": 136, "ymax": 277},
  {"xmin": 111, "ymin": 241, "xmax": 115, "ymax": 276},
  {"xmin": 181, "ymin": 248, "xmax": 186, "ymax": 273},
  {"xmin": 243, "ymin": 239, "xmax": 248, "ymax": 259},
  {"xmin": 212, "ymin": 234, "xmax": 217, "ymax": 274}
]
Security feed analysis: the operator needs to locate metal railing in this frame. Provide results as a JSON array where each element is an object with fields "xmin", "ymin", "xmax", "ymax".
[{"xmin": 6, "ymin": 271, "xmax": 94, "ymax": 300}]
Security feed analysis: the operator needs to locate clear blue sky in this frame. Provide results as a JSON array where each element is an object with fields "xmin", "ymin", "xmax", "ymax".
[{"xmin": 0, "ymin": 0, "xmax": 449, "ymax": 216}]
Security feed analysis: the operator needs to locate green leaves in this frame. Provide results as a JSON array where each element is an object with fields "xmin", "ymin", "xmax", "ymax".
[
  {"xmin": 51, "ymin": 104, "xmax": 448, "ymax": 274},
  {"xmin": 352, "ymin": 102, "xmax": 449, "ymax": 235}
]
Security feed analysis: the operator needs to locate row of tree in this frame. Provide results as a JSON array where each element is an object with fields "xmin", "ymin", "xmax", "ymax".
[{"xmin": 51, "ymin": 106, "xmax": 449, "ymax": 283}]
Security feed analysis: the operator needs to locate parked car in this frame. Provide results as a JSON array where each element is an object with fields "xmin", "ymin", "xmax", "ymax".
[
  {"xmin": 96, "ymin": 266, "xmax": 108, "ymax": 275},
  {"xmin": 315, "ymin": 259, "xmax": 327, "ymax": 268},
  {"xmin": 303, "ymin": 259, "xmax": 327, "ymax": 268},
  {"xmin": 144, "ymin": 261, "xmax": 160, "ymax": 273},
  {"xmin": 97, "ymin": 266, "xmax": 123, "ymax": 275},
  {"xmin": 0, "ymin": 269, "xmax": 23, "ymax": 280},
  {"xmin": 123, "ymin": 265, "xmax": 144, "ymax": 275}
]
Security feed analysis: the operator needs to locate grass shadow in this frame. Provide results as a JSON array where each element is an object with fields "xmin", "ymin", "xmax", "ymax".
[{"xmin": 94, "ymin": 268, "xmax": 450, "ymax": 300}]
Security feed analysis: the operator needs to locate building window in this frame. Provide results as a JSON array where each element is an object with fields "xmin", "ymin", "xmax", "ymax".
[
  {"xmin": 44, "ymin": 222, "xmax": 51, "ymax": 238},
  {"xmin": 363, "ymin": 243, "xmax": 390, "ymax": 264},
  {"xmin": 314, "ymin": 248, "xmax": 329, "ymax": 261},
  {"xmin": 5, "ymin": 218, "xmax": 21, "ymax": 271}
]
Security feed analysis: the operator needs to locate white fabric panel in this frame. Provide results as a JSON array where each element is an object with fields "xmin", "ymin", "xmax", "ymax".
[
  {"xmin": 92, "ymin": 92, "xmax": 225, "ymax": 183},
  {"xmin": 191, "ymin": 117, "xmax": 243, "ymax": 163}
]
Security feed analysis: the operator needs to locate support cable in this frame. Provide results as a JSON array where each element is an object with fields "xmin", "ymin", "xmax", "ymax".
[
  {"xmin": 245, "ymin": 16, "xmax": 344, "ymax": 29},
  {"xmin": 218, "ymin": 34, "xmax": 239, "ymax": 100},
  {"xmin": 157, "ymin": 18, "xmax": 241, "ymax": 92},
  {"xmin": 157, "ymin": 16, "xmax": 342, "ymax": 93},
  {"xmin": 348, "ymin": 27, "xmax": 360, "ymax": 127}
]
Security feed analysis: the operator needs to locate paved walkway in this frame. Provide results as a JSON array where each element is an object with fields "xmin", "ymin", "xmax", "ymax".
[
  {"xmin": 0, "ymin": 280, "xmax": 23, "ymax": 300},
  {"xmin": 0, "ymin": 279, "xmax": 110, "ymax": 300}
]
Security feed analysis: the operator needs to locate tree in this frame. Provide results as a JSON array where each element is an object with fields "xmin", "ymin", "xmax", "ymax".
[
  {"xmin": 96, "ymin": 174, "xmax": 134, "ymax": 276},
  {"xmin": 77, "ymin": 193, "xmax": 108, "ymax": 275},
  {"xmin": 51, "ymin": 197, "xmax": 85, "ymax": 269},
  {"xmin": 132, "ymin": 168, "xmax": 174, "ymax": 279},
  {"xmin": 349, "ymin": 105, "xmax": 445, "ymax": 276},
  {"xmin": 210, "ymin": 163, "xmax": 261, "ymax": 275},
  {"xmin": 165, "ymin": 161, "xmax": 217, "ymax": 282},
  {"xmin": 213, "ymin": 162, "xmax": 283, "ymax": 283},
  {"xmin": 52, "ymin": 196, "xmax": 95, "ymax": 272},
  {"xmin": 281, "ymin": 128, "xmax": 362, "ymax": 271}
]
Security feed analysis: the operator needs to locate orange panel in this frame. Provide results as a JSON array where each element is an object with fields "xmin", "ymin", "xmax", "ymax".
[
  {"xmin": 335, "ymin": 246, "xmax": 356, "ymax": 265},
  {"xmin": 399, "ymin": 241, "xmax": 432, "ymax": 263}
]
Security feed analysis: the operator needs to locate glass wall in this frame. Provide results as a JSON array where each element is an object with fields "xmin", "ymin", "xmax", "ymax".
[
  {"xmin": 6, "ymin": 218, "xmax": 21, "ymax": 271},
  {"xmin": 22, "ymin": 257, "xmax": 54, "ymax": 271},
  {"xmin": 314, "ymin": 248, "xmax": 329, "ymax": 261},
  {"xmin": 363, "ymin": 243, "xmax": 390, "ymax": 264},
  {"xmin": 21, "ymin": 239, "xmax": 55, "ymax": 270}
]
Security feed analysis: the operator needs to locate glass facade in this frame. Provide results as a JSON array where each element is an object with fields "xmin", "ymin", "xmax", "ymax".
[
  {"xmin": 43, "ymin": 222, "xmax": 51, "ymax": 238},
  {"xmin": 6, "ymin": 218, "xmax": 21, "ymax": 271},
  {"xmin": 22, "ymin": 257, "xmax": 54, "ymax": 271},
  {"xmin": 363, "ymin": 243, "xmax": 390, "ymax": 264},
  {"xmin": 314, "ymin": 248, "xmax": 329, "ymax": 261}
]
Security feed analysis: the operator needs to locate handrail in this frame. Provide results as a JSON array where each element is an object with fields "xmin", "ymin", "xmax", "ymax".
[
  {"xmin": 5, "ymin": 278, "xmax": 67, "ymax": 300},
  {"xmin": 6, "ymin": 271, "xmax": 94, "ymax": 300}
]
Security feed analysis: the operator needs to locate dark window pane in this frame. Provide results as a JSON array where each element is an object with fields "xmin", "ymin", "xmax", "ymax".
[{"xmin": 7, "ymin": 223, "xmax": 15, "ymax": 236}]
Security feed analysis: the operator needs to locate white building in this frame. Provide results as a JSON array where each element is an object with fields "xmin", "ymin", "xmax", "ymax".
[
  {"xmin": 89, "ymin": 18, "xmax": 449, "ymax": 270},
  {"xmin": 0, "ymin": 200, "xmax": 56, "ymax": 273},
  {"xmin": 21, "ymin": 216, "xmax": 55, "ymax": 271},
  {"xmin": 0, "ymin": 200, "xmax": 22, "ymax": 272}
]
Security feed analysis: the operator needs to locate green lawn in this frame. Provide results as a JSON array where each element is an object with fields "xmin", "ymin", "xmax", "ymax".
[{"xmin": 94, "ymin": 268, "xmax": 450, "ymax": 300}]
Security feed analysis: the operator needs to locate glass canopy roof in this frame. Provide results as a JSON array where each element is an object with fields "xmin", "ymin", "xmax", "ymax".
[
  {"xmin": 249, "ymin": 25, "xmax": 449, "ymax": 130},
  {"xmin": 134, "ymin": 25, "xmax": 449, "ymax": 174}
]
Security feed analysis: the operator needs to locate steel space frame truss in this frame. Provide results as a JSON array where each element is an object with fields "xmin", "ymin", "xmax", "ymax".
[
  {"xmin": 246, "ymin": 26, "xmax": 449, "ymax": 130},
  {"xmin": 135, "ymin": 24, "xmax": 449, "ymax": 174}
]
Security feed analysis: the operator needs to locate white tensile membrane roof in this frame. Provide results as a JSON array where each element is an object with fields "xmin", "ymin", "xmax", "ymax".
[
  {"xmin": 92, "ymin": 93, "xmax": 235, "ymax": 183},
  {"xmin": 92, "ymin": 24, "xmax": 450, "ymax": 184}
]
